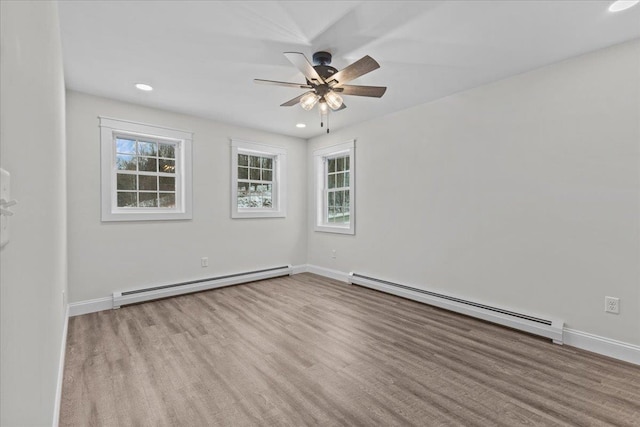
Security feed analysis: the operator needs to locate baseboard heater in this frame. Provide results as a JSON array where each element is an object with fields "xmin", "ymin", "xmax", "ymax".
[
  {"xmin": 113, "ymin": 265, "xmax": 292, "ymax": 308},
  {"xmin": 349, "ymin": 273, "xmax": 564, "ymax": 344}
]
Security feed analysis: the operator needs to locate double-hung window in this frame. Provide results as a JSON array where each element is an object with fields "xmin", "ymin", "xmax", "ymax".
[
  {"xmin": 99, "ymin": 117, "xmax": 193, "ymax": 221},
  {"xmin": 231, "ymin": 140, "xmax": 286, "ymax": 218},
  {"xmin": 314, "ymin": 140, "xmax": 355, "ymax": 234}
]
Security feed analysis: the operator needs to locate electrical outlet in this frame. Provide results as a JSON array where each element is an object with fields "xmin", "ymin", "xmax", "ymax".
[
  {"xmin": 331, "ymin": 249, "xmax": 336, "ymax": 259},
  {"xmin": 201, "ymin": 257, "xmax": 208, "ymax": 267},
  {"xmin": 605, "ymin": 296, "xmax": 619, "ymax": 314}
]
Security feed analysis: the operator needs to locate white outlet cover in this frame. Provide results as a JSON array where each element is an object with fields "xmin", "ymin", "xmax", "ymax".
[
  {"xmin": 605, "ymin": 296, "xmax": 620, "ymax": 314},
  {"xmin": 0, "ymin": 168, "xmax": 10, "ymax": 247}
]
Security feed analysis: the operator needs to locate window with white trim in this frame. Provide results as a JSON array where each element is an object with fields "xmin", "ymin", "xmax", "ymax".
[
  {"xmin": 99, "ymin": 117, "xmax": 193, "ymax": 221},
  {"xmin": 231, "ymin": 140, "xmax": 286, "ymax": 218},
  {"xmin": 314, "ymin": 140, "xmax": 355, "ymax": 234}
]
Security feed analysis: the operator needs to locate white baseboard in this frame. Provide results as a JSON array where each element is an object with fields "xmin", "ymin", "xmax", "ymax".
[
  {"xmin": 304, "ymin": 264, "xmax": 350, "ymax": 282},
  {"xmin": 69, "ymin": 267, "xmax": 295, "ymax": 316},
  {"xmin": 349, "ymin": 271, "xmax": 564, "ymax": 344},
  {"xmin": 113, "ymin": 266, "xmax": 292, "ymax": 308},
  {"xmin": 291, "ymin": 264, "xmax": 309, "ymax": 275},
  {"xmin": 301, "ymin": 265, "xmax": 639, "ymax": 366},
  {"xmin": 68, "ymin": 296, "xmax": 113, "ymax": 317},
  {"xmin": 52, "ymin": 305, "xmax": 69, "ymax": 427},
  {"xmin": 64, "ymin": 265, "xmax": 640, "ymax": 366},
  {"xmin": 563, "ymin": 328, "xmax": 640, "ymax": 365}
]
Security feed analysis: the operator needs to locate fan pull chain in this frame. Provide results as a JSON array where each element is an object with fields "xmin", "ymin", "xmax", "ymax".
[{"xmin": 319, "ymin": 109, "xmax": 331, "ymax": 133}]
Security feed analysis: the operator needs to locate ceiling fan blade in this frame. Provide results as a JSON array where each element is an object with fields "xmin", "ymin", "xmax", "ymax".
[
  {"xmin": 283, "ymin": 52, "xmax": 324, "ymax": 86},
  {"xmin": 280, "ymin": 91, "xmax": 312, "ymax": 107},
  {"xmin": 254, "ymin": 79, "xmax": 312, "ymax": 89},
  {"xmin": 335, "ymin": 85, "xmax": 387, "ymax": 98},
  {"xmin": 326, "ymin": 55, "xmax": 380, "ymax": 87}
]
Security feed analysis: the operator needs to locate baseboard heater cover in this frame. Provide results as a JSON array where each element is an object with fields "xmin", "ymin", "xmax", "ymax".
[
  {"xmin": 113, "ymin": 265, "xmax": 292, "ymax": 308},
  {"xmin": 349, "ymin": 273, "xmax": 564, "ymax": 344}
]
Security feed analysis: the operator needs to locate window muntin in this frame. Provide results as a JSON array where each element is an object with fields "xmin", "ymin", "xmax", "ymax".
[
  {"xmin": 99, "ymin": 117, "xmax": 192, "ymax": 221},
  {"xmin": 114, "ymin": 135, "xmax": 178, "ymax": 209},
  {"xmin": 314, "ymin": 140, "xmax": 355, "ymax": 234},
  {"xmin": 325, "ymin": 155, "xmax": 350, "ymax": 224},
  {"xmin": 237, "ymin": 153, "xmax": 274, "ymax": 209},
  {"xmin": 231, "ymin": 140, "xmax": 286, "ymax": 218}
]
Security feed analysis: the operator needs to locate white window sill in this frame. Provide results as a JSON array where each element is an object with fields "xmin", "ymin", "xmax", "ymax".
[
  {"xmin": 232, "ymin": 210, "xmax": 286, "ymax": 219},
  {"xmin": 315, "ymin": 224, "xmax": 354, "ymax": 235},
  {"xmin": 103, "ymin": 210, "xmax": 192, "ymax": 222}
]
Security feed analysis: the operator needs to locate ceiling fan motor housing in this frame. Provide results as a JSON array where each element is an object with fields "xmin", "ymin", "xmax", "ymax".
[
  {"xmin": 314, "ymin": 65, "xmax": 338, "ymax": 80},
  {"xmin": 311, "ymin": 51, "xmax": 338, "ymax": 81},
  {"xmin": 312, "ymin": 51, "xmax": 332, "ymax": 65}
]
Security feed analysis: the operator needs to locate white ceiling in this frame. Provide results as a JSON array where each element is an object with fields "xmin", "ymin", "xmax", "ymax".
[{"xmin": 58, "ymin": 1, "xmax": 640, "ymax": 138}]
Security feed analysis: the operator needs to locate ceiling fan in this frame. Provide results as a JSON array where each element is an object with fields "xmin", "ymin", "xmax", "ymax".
[{"xmin": 255, "ymin": 51, "xmax": 387, "ymax": 133}]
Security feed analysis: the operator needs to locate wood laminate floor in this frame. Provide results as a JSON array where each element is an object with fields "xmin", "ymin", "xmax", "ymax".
[{"xmin": 60, "ymin": 273, "xmax": 640, "ymax": 426}]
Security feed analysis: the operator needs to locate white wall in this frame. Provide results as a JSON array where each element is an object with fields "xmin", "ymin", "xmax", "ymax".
[
  {"xmin": 0, "ymin": 1, "xmax": 68, "ymax": 425},
  {"xmin": 307, "ymin": 40, "xmax": 640, "ymax": 346},
  {"xmin": 66, "ymin": 91, "xmax": 307, "ymax": 303}
]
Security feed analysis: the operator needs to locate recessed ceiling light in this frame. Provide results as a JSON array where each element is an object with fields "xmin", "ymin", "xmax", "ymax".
[
  {"xmin": 135, "ymin": 83, "xmax": 153, "ymax": 91},
  {"xmin": 608, "ymin": 0, "xmax": 639, "ymax": 12},
  {"xmin": 296, "ymin": 123, "xmax": 306, "ymax": 128}
]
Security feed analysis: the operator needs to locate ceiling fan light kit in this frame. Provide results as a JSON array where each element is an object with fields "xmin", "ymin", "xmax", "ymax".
[
  {"xmin": 324, "ymin": 91, "xmax": 343, "ymax": 110},
  {"xmin": 300, "ymin": 92, "xmax": 320, "ymax": 110},
  {"xmin": 255, "ymin": 51, "xmax": 387, "ymax": 133}
]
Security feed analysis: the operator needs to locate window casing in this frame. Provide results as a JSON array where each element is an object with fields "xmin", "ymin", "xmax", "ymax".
[
  {"xmin": 231, "ymin": 140, "xmax": 286, "ymax": 218},
  {"xmin": 314, "ymin": 140, "xmax": 355, "ymax": 234},
  {"xmin": 99, "ymin": 117, "xmax": 193, "ymax": 221}
]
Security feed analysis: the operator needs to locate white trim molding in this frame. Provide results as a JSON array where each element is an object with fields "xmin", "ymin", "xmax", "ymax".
[
  {"xmin": 313, "ymin": 140, "xmax": 355, "ymax": 235},
  {"xmin": 64, "ymin": 266, "xmax": 640, "ymax": 366},
  {"xmin": 68, "ymin": 296, "xmax": 113, "ymax": 317},
  {"xmin": 291, "ymin": 264, "xmax": 309, "ymax": 275},
  {"xmin": 99, "ymin": 116, "xmax": 193, "ymax": 222},
  {"xmin": 298, "ymin": 265, "xmax": 639, "ymax": 365},
  {"xmin": 113, "ymin": 266, "xmax": 291, "ymax": 308},
  {"xmin": 349, "ymin": 272, "xmax": 564, "ymax": 344},
  {"xmin": 231, "ymin": 139, "xmax": 287, "ymax": 218},
  {"xmin": 563, "ymin": 328, "xmax": 640, "ymax": 365},
  {"xmin": 67, "ymin": 267, "xmax": 294, "ymax": 316},
  {"xmin": 53, "ymin": 305, "xmax": 69, "ymax": 427},
  {"xmin": 305, "ymin": 264, "xmax": 351, "ymax": 282}
]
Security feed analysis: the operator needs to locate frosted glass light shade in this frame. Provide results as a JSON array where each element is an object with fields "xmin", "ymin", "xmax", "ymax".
[
  {"xmin": 324, "ymin": 91, "xmax": 343, "ymax": 110},
  {"xmin": 300, "ymin": 92, "xmax": 320, "ymax": 110}
]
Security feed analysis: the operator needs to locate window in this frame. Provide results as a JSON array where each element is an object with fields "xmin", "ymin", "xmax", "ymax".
[
  {"xmin": 314, "ymin": 140, "xmax": 355, "ymax": 234},
  {"xmin": 231, "ymin": 140, "xmax": 286, "ymax": 218},
  {"xmin": 99, "ymin": 117, "xmax": 192, "ymax": 221}
]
